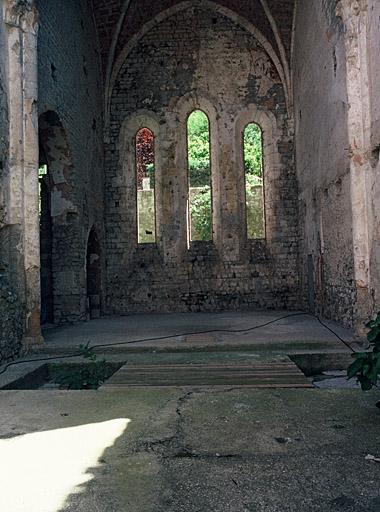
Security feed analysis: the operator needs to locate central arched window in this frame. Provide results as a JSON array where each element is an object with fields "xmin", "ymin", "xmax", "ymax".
[
  {"xmin": 187, "ymin": 110, "xmax": 212, "ymax": 242},
  {"xmin": 244, "ymin": 122, "xmax": 265, "ymax": 239},
  {"xmin": 136, "ymin": 127, "xmax": 156, "ymax": 244}
]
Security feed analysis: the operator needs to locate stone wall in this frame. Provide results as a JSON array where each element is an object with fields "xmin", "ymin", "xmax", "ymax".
[
  {"xmin": 93, "ymin": 0, "xmax": 295, "ymax": 79},
  {"xmin": 0, "ymin": 5, "xmax": 25, "ymax": 362},
  {"xmin": 36, "ymin": 0, "xmax": 105, "ymax": 323},
  {"xmin": 293, "ymin": 0, "xmax": 356, "ymax": 326},
  {"xmin": 368, "ymin": 0, "xmax": 380, "ymax": 316},
  {"xmin": 0, "ymin": 274, "xmax": 24, "ymax": 363},
  {"xmin": 0, "ymin": 7, "xmax": 9, "ymax": 237},
  {"xmin": 105, "ymin": 5, "xmax": 299, "ymax": 314}
]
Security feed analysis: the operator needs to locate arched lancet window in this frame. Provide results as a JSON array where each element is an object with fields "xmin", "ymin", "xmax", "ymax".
[
  {"xmin": 136, "ymin": 127, "xmax": 156, "ymax": 244},
  {"xmin": 187, "ymin": 110, "xmax": 212, "ymax": 242},
  {"xmin": 244, "ymin": 122, "xmax": 265, "ymax": 239}
]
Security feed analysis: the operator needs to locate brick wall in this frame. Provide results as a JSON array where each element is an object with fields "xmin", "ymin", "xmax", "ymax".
[
  {"xmin": 0, "ymin": 25, "xmax": 8, "ymax": 236},
  {"xmin": 37, "ymin": 0, "xmax": 105, "ymax": 323},
  {"xmin": 0, "ymin": 275, "xmax": 24, "ymax": 363},
  {"xmin": 93, "ymin": 0, "xmax": 295, "ymax": 78},
  {"xmin": 105, "ymin": 5, "xmax": 299, "ymax": 314}
]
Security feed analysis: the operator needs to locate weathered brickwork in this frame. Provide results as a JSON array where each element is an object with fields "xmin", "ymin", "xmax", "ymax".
[
  {"xmin": 0, "ymin": 52, "xmax": 8, "ymax": 234},
  {"xmin": 105, "ymin": 6, "xmax": 299, "ymax": 314},
  {"xmin": 0, "ymin": 10, "xmax": 24, "ymax": 364},
  {"xmin": 266, "ymin": 0, "xmax": 294, "ymax": 57},
  {"xmin": 93, "ymin": 0, "xmax": 294, "ymax": 78},
  {"xmin": 36, "ymin": 0, "xmax": 105, "ymax": 324},
  {"xmin": 0, "ymin": 275, "xmax": 24, "ymax": 363},
  {"xmin": 367, "ymin": 0, "xmax": 380, "ymax": 318},
  {"xmin": 92, "ymin": 0, "xmax": 121, "ymax": 73},
  {"xmin": 2, "ymin": 0, "xmax": 380, "ymax": 356},
  {"xmin": 293, "ymin": 0, "xmax": 356, "ymax": 327}
]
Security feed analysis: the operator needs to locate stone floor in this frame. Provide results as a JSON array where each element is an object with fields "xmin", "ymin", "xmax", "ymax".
[
  {"xmin": 0, "ymin": 311, "xmax": 377, "ymax": 511},
  {"xmin": 40, "ymin": 310, "xmax": 356, "ymax": 353},
  {"xmin": 0, "ymin": 387, "xmax": 379, "ymax": 512}
]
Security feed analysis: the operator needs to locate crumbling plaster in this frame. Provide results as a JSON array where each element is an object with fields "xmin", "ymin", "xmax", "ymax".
[
  {"xmin": 294, "ymin": 0, "xmax": 356, "ymax": 326},
  {"xmin": 294, "ymin": 0, "xmax": 380, "ymax": 330},
  {"xmin": 1, "ymin": 0, "xmax": 380, "ymax": 362},
  {"xmin": 36, "ymin": 0, "xmax": 105, "ymax": 324},
  {"xmin": 105, "ymin": 4, "xmax": 299, "ymax": 314},
  {"xmin": 367, "ymin": 0, "xmax": 380, "ymax": 316},
  {"xmin": 0, "ymin": 2, "xmax": 24, "ymax": 362},
  {"xmin": 1, "ymin": 0, "xmax": 41, "ymax": 346}
]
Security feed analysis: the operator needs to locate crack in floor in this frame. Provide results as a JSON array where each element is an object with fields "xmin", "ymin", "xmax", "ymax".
[{"xmin": 131, "ymin": 390, "xmax": 195, "ymax": 457}]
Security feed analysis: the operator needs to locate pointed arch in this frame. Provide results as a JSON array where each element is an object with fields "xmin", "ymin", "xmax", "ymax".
[{"xmin": 106, "ymin": 0, "xmax": 291, "ymax": 128}]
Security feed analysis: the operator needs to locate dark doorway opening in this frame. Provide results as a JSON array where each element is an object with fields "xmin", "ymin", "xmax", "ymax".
[
  {"xmin": 86, "ymin": 227, "xmax": 101, "ymax": 320},
  {"xmin": 39, "ymin": 158, "xmax": 54, "ymax": 325}
]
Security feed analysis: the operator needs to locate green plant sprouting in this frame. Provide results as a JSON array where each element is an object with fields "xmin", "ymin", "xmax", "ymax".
[
  {"xmin": 347, "ymin": 313, "xmax": 380, "ymax": 391},
  {"xmin": 51, "ymin": 342, "xmax": 110, "ymax": 390}
]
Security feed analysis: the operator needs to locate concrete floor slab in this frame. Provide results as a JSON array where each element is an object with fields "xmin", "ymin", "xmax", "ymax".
[
  {"xmin": 39, "ymin": 311, "xmax": 356, "ymax": 354},
  {"xmin": 0, "ymin": 388, "xmax": 379, "ymax": 512},
  {"xmin": 0, "ymin": 310, "xmax": 374, "ymax": 511}
]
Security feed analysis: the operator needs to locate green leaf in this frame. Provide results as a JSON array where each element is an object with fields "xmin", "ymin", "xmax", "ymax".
[
  {"xmin": 351, "ymin": 352, "xmax": 367, "ymax": 359},
  {"xmin": 368, "ymin": 327, "xmax": 380, "ymax": 343},
  {"xmin": 347, "ymin": 357, "xmax": 366, "ymax": 379},
  {"xmin": 359, "ymin": 375, "xmax": 374, "ymax": 391},
  {"xmin": 362, "ymin": 364, "xmax": 372, "ymax": 377},
  {"xmin": 370, "ymin": 367, "xmax": 378, "ymax": 384}
]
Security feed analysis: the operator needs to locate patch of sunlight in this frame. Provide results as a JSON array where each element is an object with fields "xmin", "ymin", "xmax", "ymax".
[{"xmin": 0, "ymin": 418, "xmax": 130, "ymax": 512}]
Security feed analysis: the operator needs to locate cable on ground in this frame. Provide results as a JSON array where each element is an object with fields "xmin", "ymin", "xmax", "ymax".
[{"xmin": 0, "ymin": 312, "xmax": 357, "ymax": 377}]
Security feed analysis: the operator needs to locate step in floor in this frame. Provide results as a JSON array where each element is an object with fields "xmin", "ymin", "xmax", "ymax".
[{"xmin": 101, "ymin": 361, "xmax": 313, "ymax": 389}]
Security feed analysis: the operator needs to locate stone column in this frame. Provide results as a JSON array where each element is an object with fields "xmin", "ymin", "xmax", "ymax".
[
  {"xmin": 336, "ymin": 0, "xmax": 373, "ymax": 331},
  {"xmin": 3, "ymin": 0, "xmax": 42, "ymax": 345}
]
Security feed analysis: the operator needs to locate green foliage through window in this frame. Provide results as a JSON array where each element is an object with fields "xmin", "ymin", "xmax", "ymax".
[
  {"xmin": 244, "ymin": 123, "xmax": 265, "ymax": 239},
  {"xmin": 244, "ymin": 123, "xmax": 263, "ymax": 178},
  {"xmin": 190, "ymin": 187, "xmax": 212, "ymax": 241},
  {"xmin": 188, "ymin": 110, "xmax": 211, "ymax": 188},
  {"xmin": 187, "ymin": 111, "xmax": 212, "ymax": 241},
  {"xmin": 186, "ymin": 115, "xmax": 265, "ymax": 241}
]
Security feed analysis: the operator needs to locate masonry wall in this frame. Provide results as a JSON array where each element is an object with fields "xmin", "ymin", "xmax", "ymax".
[
  {"xmin": 105, "ymin": 5, "xmax": 299, "ymax": 314},
  {"xmin": 293, "ymin": 0, "xmax": 355, "ymax": 326},
  {"xmin": 0, "ymin": 8, "xmax": 25, "ymax": 362},
  {"xmin": 0, "ymin": 7, "xmax": 9, "ymax": 251},
  {"xmin": 36, "ymin": 0, "xmax": 105, "ymax": 323},
  {"xmin": 368, "ymin": 0, "xmax": 380, "ymax": 315},
  {"xmin": 93, "ymin": 0, "xmax": 295, "ymax": 80}
]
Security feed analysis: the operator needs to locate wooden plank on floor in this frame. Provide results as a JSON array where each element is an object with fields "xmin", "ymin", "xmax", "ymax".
[{"xmin": 101, "ymin": 361, "xmax": 313, "ymax": 389}]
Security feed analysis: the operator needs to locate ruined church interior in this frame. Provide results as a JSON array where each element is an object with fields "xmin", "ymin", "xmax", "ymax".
[
  {"xmin": 0, "ymin": 1, "xmax": 380, "ymax": 511},
  {"xmin": 1, "ymin": 0, "xmax": 379, "ymax": 357}
]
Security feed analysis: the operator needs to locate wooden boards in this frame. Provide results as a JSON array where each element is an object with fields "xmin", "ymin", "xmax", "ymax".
[{"xmin": 102, "ymin": 361, "xmax": 313, "ymax": 389}]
